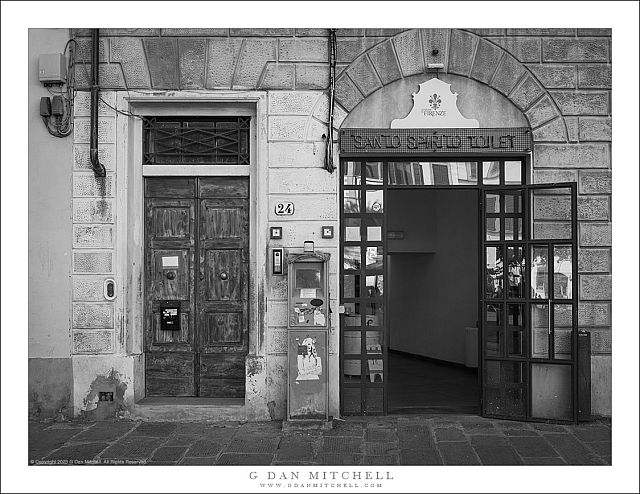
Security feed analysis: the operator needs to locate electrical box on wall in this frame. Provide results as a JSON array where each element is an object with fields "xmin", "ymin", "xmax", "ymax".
[{"xmin": 38, "ymin": 53, "xmax": 67, "ymax": 85}]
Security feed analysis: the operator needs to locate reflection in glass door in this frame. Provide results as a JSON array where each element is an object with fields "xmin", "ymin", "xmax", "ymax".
[{"xmin": 481, "ymin": 183, "xmax": 578, "ymax": 422}]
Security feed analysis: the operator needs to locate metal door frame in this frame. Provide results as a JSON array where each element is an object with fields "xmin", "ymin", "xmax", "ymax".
[{"xmin": 338, "ymin": 155, "xmax": 542, "ymax": 417}]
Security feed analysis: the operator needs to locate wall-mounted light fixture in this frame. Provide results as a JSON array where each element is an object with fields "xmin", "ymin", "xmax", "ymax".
[{"xmin": 303, "ymin": 241, "xmax": 315, "ymax": 253}]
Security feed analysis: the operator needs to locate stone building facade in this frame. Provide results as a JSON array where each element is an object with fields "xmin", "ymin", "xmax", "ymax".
[{"xmin": 28, "ymin": 27, "xmax": 612, "ymax": 421}]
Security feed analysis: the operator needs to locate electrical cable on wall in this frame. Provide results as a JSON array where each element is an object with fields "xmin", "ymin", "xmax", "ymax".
[
  {"xmin": 40, "ymin": 39, "xmax": 77, "ymax": 138},
  {"xmin": 323, "ymin": 28, "xmax": 337, "ymax": 174}
]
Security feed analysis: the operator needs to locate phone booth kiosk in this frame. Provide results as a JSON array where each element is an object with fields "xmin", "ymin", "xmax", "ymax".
[{"xmin": 285, "ymin": 251, "xmax": 332, "ymax": 429}]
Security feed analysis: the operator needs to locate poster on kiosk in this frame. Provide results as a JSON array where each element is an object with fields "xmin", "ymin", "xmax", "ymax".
[{"xmin": 286, "ymin": 252, "xmax": 330, "ymax": 422}]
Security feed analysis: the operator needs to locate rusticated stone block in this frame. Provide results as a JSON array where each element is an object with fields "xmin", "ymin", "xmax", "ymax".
[
  {"xmin": 295, "ymin": 28, "xmax": 329, "ymax": 37},
  {"xmin": 230, "ymin": 28, "xmax": 294, "ymax": 37},
  {"xmin": 269, "ymin": 168, "xmax": 336, "ymax": 194},
  {"xmin": 260, "ymin": 63, "xmax": 294, "ymax": 90},
  {"xmin": 534, "ymin": 143, "xmax": 609, "ymax": 168},
  {"xmin": 72, "ymin": 330, "xmax": 114, "ymax": 354},
  {"xmin": 161, "ymin": 28, "xmax": 228, "ymax": 36},
  {"xmin": 506, "ymin": 28, "xmax": 576, "ymax": 36},
  {"xmin": 279, "ymin": 39, "xmax": 327, "ymax": 62},
  {"xmin": 73, "ymin": 198, "xmax": 114, "ymax": 223},
  {"xmin": 144, "ymin": 38, "xmax": 179, "ymax": 88},
  {"xmin": 335, "ymin": 29, "xmax": 365, "ymax": 37},
  {"xmin": 533, "ymin": 195, "xmax": 571, "ymax": 220},
  {"xmin": 551, "ymin": 91, "xmax": 609, "ymax": 116},
  {"xmin": 206, "ymin": 38, "xmax": 243, "ymax": 88},
  {"xmin": 73, "ymin": 225, "xmax": 114, "ymax": 248},
  {"xmin": 74, "ymin": 63, "xmax": 127, "ymax": 90},
  {"xmin": 542, "ymin": 38, "xmax": 608, "ymax": 62},
  {"xmin": 488, "ymin": 37, "xmax": 540, "ymax": 62},
  {"xmin": 268, "ymin": 91, "xmax": 319, "ymax": 115},
  {"xmin": 73, "ymin": 277, "xmax": 107, "ymax": 301},
  {"xmin": 579, "ymin": 170, "xmax": 611, "ymax": 194},
  {"xmin": 72, "ymin": 303, "xmax": 114, "ymax": 329},
  {"xmin": 526, "ymin": 95, "xmax": 560, "ymax": 128},
  {"xmin": 578, "ymin": 302, "xmax": 611, "ymax": 326},
  {"xmin": 368, "ymin": 40, "xmax": 402, "ymax": 85},
  {"xmin": 421, "ymin": 29, "xmax": 449, "ymax": 68},
  {"xmin": 393, "ymin": 30, "xmax": 424, "ymax": 76},
  {"xmin": 577, "ymin": 64, "xmax": 611, "ymax": 89},
  {"xmin": 533, "ymin": 169, "xmax": 578, "ymax": 184},
  {"xmin": 109, "ymin": 37, "xmax": 151, "ymax": 88},
  {"xmin": 73, "ymin": 118, "xmax": 116, "ymax": 144},
  {"xmin": 347, "ymin": 56, "xmax": 382, "ymax": 97},
  {"xmin": 579, "ymin": 222, "xmax": 611, "ymax": 247},
  {"xmin": 491, "ymin": 54, "xmax": 525, "ymax": 96},
  {"xmin": 578, "ymin": 196, "xmax": 610, "ymax": 221},
  {"xmin": 365, "ymin": 28, "xmax": 406, "ymax": 36},
  {"xmin": 526, "ymin": 64, "xmax": 576, "ymax": 89},
  {"xmin": 74, "ymin": 144, "xmax": 115, "ymax": 171},
  {"xmin": 334, "ymin": 75, "xmax": 363, "ymax": 112},
  {"xmin": 178, "ymin": 38, "xmax": 206, "ymax": 89},
  {"xmin": 577, "ymin": 28, "xmax": 612, "ymax": 36},
  {"xmin": 533, "ymin": 222, "xmax": 571, "ymax": 240},
  {"xmin": 337, "ymin": 37, "xmax": 383, "ymax": 63},
  {"xmin": 466, "ymin": 28, "xmax": 505, "ymax": 36},
  {"xmin": 102, "ymin": 28, "xmax": 160, "ymax": 36},
  {"xmin": 448, "ymin": 30, "xmax": 478, "ymax": 76},
  {"xmin": 268, "ymin": 142, "xmax": 325, "ymax": 168},
  {"xmin": 312, "ymin": 93, "xmax": 330, "ymax": 123},
  {"xmin": 233, "ymin": 39, "xmax": 277, "ymax": 88},
  {"xmin": 510, "ymin": 74, "xmax": 545, "ymax": 110},
  {"xmin": 75, "ymin": 37, "xmax": 108, "ymax": 63},
  {"xmin": 74, "ymin": 92, "xmax": 115, "ymax": 117},
  {"xmin": 532, "ymin": 118, "xmax": 567, "ymax": 142},
  {"xmin": 268, "ymin": 116, "xmax": 307, "ymax": 141},
  {"xmin": 73, "ymin": 252, "xmax": 113, "ymax": 273},
  {"xmin": 267, "ymin": 327, "xmax": 288, "ymax": 354},
  {"xmin": 578, "ymin": 117, "xmax": 611, "ymax": 141},
  {"xmin": 564, "ymin": 116, "xmax": 579, "ymax": 142},
  {"xmin": 589, "ymin": 329, "xmax": 611, "ymax": 354},
  {"xmin": 470, "ymin": 39, "xmax": 502, "ymax": 84},
  {"xmin": 73, "ymin": 174, "xmax": 114, "ymax": 197},
  {"xmin": 295, "ymin": 63, "xmax": 329, "ymax": 90},
  {"xmin": 578, "ymin": 248, "xmax": 611, "ymax": 273},
  {"xmin": 579, "ymin": 275, "xmax": 611, "ymax": 300}
]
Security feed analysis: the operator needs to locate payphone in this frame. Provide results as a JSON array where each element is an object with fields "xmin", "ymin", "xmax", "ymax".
[{"xmin": 286, "ymin": 251, "xmax": 331, "ymax": 424}]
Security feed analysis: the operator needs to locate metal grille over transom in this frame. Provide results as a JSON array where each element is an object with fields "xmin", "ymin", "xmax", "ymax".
[{"xmin": 144, "ymin": 117, "xmax": 250, "ymax": 166}]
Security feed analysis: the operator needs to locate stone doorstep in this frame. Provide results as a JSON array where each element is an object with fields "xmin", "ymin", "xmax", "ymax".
[{"xmin": 130, "ymin": 402, "xmax": 246, "ymax": 422}]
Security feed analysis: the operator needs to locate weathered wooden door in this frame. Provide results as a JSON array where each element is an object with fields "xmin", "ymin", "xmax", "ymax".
[{"xmin": 145, "ymin": 177, "xmax": 249, "ymax": 397}]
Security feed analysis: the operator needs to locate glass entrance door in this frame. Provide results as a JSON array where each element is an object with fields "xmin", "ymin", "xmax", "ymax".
[{"xmin": 481, "ymin": 184, "xmax": 578, "ymax": 421}]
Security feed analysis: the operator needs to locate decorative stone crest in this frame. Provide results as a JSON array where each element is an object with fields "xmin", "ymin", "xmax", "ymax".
[{"xmin": 391, "ymin": 78, "xmax": 479, "ymax": 129}]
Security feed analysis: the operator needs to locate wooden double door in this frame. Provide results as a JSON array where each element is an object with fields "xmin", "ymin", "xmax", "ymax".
[{"xmin": 144, "ymin": 177, "xmax": 249, "ymax": 397}]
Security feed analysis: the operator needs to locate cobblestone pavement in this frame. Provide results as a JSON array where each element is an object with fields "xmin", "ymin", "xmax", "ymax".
[{"xmin": 29, "ymin": 414, "xmax": 611, "ymax": 466}]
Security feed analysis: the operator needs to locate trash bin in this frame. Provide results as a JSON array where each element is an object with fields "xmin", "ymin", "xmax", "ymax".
[{"xmin": 464, "ymin": 327, "xmax": 478, "ymax": 368}]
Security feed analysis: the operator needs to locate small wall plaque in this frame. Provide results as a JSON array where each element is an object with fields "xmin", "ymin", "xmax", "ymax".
[
  {"xmin": 275, "ymin": 202, "xmax": 294, "ymax": 216},
  {"xmin": 321, "ymin": 226, "xmax": 334, "ymax": 239},
  {"xmin": 270, "ymin": 226, "xmax": 283, "ymax": 239}
]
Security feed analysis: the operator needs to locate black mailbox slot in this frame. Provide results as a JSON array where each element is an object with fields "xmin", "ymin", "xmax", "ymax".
[{"xmin": 160, "ymin": 302, "xmax": 181, "ymax": 331}]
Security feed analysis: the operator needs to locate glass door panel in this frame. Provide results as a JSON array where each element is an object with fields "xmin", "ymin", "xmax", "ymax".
[{"xmin": 481, "ymin": 183, "xmax": 577, "ymax": 422}]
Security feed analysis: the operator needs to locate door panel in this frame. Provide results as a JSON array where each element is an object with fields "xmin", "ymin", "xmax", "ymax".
[
  {"xmin": 481, "ymin": 183, "xmax": 578, "ymax": 422},
  {"xmin": 144, "ymin": 177, "xmax": 249, "ymax": 398}
]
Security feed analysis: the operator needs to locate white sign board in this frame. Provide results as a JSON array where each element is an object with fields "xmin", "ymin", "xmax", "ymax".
[
  {"xmin": 391, "ymin": 78, "xmax": 479, "ymax": 129},
  {"xmin": 275, "ymin": 202, "xmax": 294, "ymax": 216}
]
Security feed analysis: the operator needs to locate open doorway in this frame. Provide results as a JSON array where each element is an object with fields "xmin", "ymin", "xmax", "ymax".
[{"xmin": 387, "ymin": 188, "xmax": 479, "ymax": 414}]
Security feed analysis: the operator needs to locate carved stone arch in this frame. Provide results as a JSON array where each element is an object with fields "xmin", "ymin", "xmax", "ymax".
[{"xmin": 333, "ymin": 28, "xmax": 569, "ymax": 143}]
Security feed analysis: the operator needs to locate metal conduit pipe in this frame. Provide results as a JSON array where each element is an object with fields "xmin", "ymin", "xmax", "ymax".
[
  {"xmin": 324, "ymin": 28, "xmax": 337, "ymax": 174},
  {"xmin": 90, "ymin": 28, "xmax": 106, "ymax": 178}
]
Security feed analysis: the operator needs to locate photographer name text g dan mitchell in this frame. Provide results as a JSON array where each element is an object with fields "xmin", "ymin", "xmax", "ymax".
[{"xmin": 250, "ymin": 471, "xmax": 394, "ymax": 481}]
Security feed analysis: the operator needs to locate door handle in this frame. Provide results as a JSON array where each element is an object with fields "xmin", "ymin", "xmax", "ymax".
[{"xmin": 219, "ymin": 272, "xmax": 228, "ymax": 281}]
